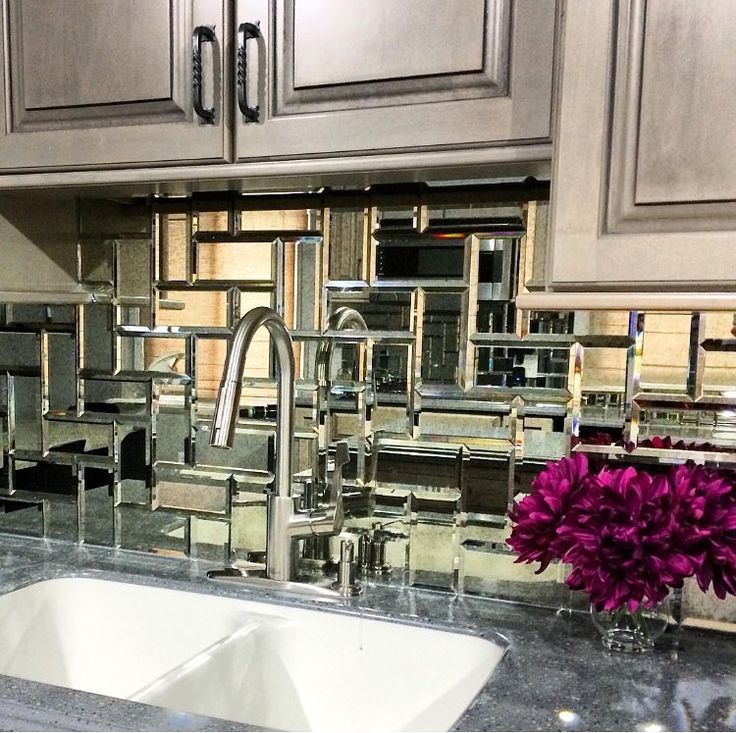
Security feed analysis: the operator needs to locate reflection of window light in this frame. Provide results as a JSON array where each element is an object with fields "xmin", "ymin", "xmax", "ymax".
[
  {"xmin": 642, "ymin": 724, "xmax": 663, "ymax": 733},
  {"xmin": 718, "ymin": 410, "xmax": 736, "ymax": 419},
  {"xmin": 558, "ymin": 710, "xmax": 578, "ymax": 724},
  {"xmin": 722, "ymin": 390, "xmax": 736, "ymax": 399}
]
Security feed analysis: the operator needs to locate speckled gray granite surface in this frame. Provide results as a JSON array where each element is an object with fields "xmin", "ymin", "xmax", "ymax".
[{"xmin": 0, "ymin": 534, "xmax": 733, "ymax": 731}]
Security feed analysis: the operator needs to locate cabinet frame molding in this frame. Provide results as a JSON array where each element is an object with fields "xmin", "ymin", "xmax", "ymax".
[
  {"xmin": 605, "ymin": 0, "xmax": 736, "ymax": 235},
  {"xmin": 549, "ymin": 0, "xmax": 736, "ymax": 292},
  {"xmin": 6, "ymin": 0, "xmax": 191, "ymax": 132},
  {"xmin": 274, "ymin": 0, "xmax": 511, "ymax": 115}
]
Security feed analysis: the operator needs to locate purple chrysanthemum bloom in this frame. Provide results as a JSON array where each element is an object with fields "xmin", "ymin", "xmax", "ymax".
[
  {"xmin": 672, "ymin": 462, "xmax": 736, "ymax": 599},
  {"xmin": 507, "ymin": 453, "xmax": 590, "ymax": 573},
  {"xmin": 559, "ymin": 465, "xmax": 693, "ymax": 612}
]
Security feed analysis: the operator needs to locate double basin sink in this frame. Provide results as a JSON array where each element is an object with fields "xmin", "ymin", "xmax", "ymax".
[{"xmin": 0, "ymin": 577, "xmax": 506, "ymax": 731}]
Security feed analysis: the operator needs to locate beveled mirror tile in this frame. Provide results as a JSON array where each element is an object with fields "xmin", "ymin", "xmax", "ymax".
[
  {"xmin": 190, "ymin": 516, "xmax": 230, "ymax": 563},
  {"xmin": 44, "ymin": 498, "xmax": 79, "ymax": 543},
  {"xmin": 116, "ymin": 240, "xmax": 152, "ymax": 300},
  {"xmin": 78, "ymin": 240, "xmax": 114, "ymax": 285},
  {"xmin": 283, "ymin": 237, "xmax": 324, "ymax": 331},
  {"xmin": 157, "ymin": 212, "xmax": 190, "ymax": 283},
  {"xmin": 240, "ymin": 208, "xmax": 310, "ymax": 231},
  {"xmin": 195, "ymin": 211, "xmax": 230, "ymax": 232},
  {"xmin": 152, "ymin": 408, "xmax": 191, "ymax": 465},
  {"xmin": 79, "ymin": 199, "xmax": 151, "ymax": 238},
  {"xmin": 81, "ymin": 476, "xmax": 115, "ymax": 547},
  {"xmin": 155, "ymin": 289, "xmax": 229, "ymax": 329},
  {"xmin": 638, "ymin": 312, "xmax": 692, "ymax": 394},
  {"xmin": 46, "ymin": 333, "xmax": 77, "ymax": 414},
  {"xmin": 80, "ymin": 303, "xmax": 114, "ymax": 372},
  {"xmin": 191, "ymin": 419, "xmax": 271, "ymax": 473},
  {"xmin": 408, "ymin": 521, "xmax": 457, "ymax": 592},
  {"xmin": 474, "ymin": 341, "xmax": 570, "ymax": 391},
  {"xmin": 0, "ymin": 499, "xmax": 43, "ymax": 538},
  {"xmin": 196, "ymin": 240, "xmax": 274, "ymax": 282},
  {"xmin": 231, "ymin": 500, "xmax": 267, "ymax": 564},
  {"xmin": 79, "ymin": 377, "xmax": 149, "ymax": 417},
  {"xmin": 327, "ymin": 208, "xmax": 370, "ymax": 282},
  {"xmin": 154, "ymin": 474, "xmax": 228, "ymax": 515},
  {"xmin": 117, "ymin": 505, "xmax": 188, "ymax": 556}
]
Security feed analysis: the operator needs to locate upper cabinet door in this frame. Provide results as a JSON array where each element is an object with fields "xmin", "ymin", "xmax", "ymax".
[
  {"xmin": 0, "ymin": 0, "xmax": 227, "ymax": 171},
  {"xmin": 550, "ymin": 0, "xmax": 736, "ymax": 291},
  {"xmin": 234, "ymin": 0, "xmax": 557, "ymax": 161}
]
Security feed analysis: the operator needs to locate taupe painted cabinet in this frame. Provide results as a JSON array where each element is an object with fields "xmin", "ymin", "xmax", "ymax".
[
  {"xmin": 0, "ymin": 0, "xmax": 556, "ymax": 174},
  {"xmin": 235, "ymin": 0, "xmax": 556, "ymax": 160},
  {"xmin": 0, "ymin": 0, "xmax": 227, "ymax": 171},
  {"xmin": 550, "ymin": 0, "xmax": 736, "ymax": 291}
]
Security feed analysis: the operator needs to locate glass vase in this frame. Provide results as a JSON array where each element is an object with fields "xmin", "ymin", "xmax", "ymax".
[{"xmin": 590, "ymin": 597, "xmax": 670, "ymax": 653}]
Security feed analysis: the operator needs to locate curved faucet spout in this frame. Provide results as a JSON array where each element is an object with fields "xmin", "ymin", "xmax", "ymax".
[
  {"xmin": 315, "ymin": 307, "xmax": 369, "ymax": 389},
  {"xmin": 210, "ymin": 306, "xmax": 295, "ymax": 500}
]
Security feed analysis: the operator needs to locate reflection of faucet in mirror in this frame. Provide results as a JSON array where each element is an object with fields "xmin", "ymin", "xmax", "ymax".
[
  {"xmin": 209, "ymin": 306, "xmax": 347, "ymax": 582},
  {"xmin": 312, "ymin": 307, "xmax": 376, "ymax": 508}
]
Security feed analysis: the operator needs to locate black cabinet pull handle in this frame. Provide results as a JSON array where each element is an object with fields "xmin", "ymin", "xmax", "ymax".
[
  {"xmin": 192, "ymin": 25, "xmax": 217, "ymax": 124},
  {"xmin": 237, "ymin": 21, "xmax": 260, "ymax": 123}
]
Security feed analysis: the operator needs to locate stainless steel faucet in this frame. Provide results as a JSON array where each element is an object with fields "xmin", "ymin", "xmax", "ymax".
[{"xmin": 209, "ymin": 306, "xmax": 346, "ymax": 582}]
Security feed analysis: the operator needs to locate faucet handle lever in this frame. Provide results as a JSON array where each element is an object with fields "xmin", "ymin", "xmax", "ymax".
[
  {"xmin": 329, "ymin": 441, "xmax": 349, "ymax": 497},
  {"xmin": 326, "ymin": 440, "xmax": 349, "ymax": 531}
]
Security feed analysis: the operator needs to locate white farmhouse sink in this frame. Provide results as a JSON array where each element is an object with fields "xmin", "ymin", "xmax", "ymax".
[{"xmin": 0, "ymin": 577, "xmax": 505, "ymax": 731}]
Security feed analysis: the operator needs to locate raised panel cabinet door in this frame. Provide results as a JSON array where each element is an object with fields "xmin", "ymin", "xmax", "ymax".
[
  {"xmin": 0, "ymin": 0, "xmax": 227, "ymax": 171},
  {"xmin": 549, "ymin": 0, "xmax": 736, "ymax": 291},
  {"xmin": 234, "ymin": 0, "xmax": 556, "ymax": 161}
]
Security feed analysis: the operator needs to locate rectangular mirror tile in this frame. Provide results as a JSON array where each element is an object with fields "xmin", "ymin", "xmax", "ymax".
[
  {"xmin": 190, "ymin": 516, "xmax": 230, "ymax": 563},
  {"xmin": 79, "ymin": 199, "xmax": 151, "ymax": 238},
  {"xmin": 639, "ymin": 312, "xmax": 692, "ymax": 394},
  {"xmin": 157, "ymin": 212, "xmax": 190, "ymax": 283},
  {"xmin": 231, "ymin": 497, "xmax": 267, "ymax": 564},
  {"xmin": 153, "ymin": 468, "xmax": 228, "ymax": 515},
  {"xmin": 327, "ymin": 208, "xmax": 369, "ymax": 282},
  {"xmin": 240, "ymin": 208, "xmax": 310, "ymax": 231},
  {"xmin": 46, "ymin": 333, "xmax": 76, "ymax": 414},
  {"xmin": 44, "ymin": 497, "xmax": 79, "ymax": 543},
  {"xmin": 117, "ymin": 505, "xmax": 187, "ymax": 556},
  {"xmin": 192, "ymin": 421, "xmax": 270, "ymax": 473},
  {"xmin": 0, "ymin": 499, "xmax": 43, "ymax": 538},
  {"xmin": 155, "ymin": 290, "xmax": 229, "ymax": 329},
  {"xmin": 283, "ymin": 237, "xmax": 323, "ymax": 331},
  {"xmin": 80, "ymin": 377, "xmax": 149, "ymax": 416},
  {"xmin": 196, "ymin": 241, "xmax": 274, "ymax": 282},
  {"xmin": 81, "ymin": 303, "xmax": 113, "ymax": 372},
  {"xmin": 195, "ymin": 211, "xmax": 230, "ymax": 232},
  {"xmin": 10, "ymin": 376, "xmax": 42, "ymax": 451},
  {"xmin": 81, "ymin": 477, "xmax": 115, "ymax": 547},
  {"xmin": 422, "ymin": 291, "xmax": 465, "ymax": 385},
  {"xmin": 78, "ymin": 240, "xmax": 113, "ymax": 285},
  {"xmin": 153, "ymin": 408, "xmax": 191, "ymax": 465},
  {"xmin": 116, "ymin": 240, "xmax": 152, "ymax": 301}
]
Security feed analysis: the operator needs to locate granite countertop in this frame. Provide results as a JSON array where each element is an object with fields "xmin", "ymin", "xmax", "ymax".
[{"xmin": 0, "ymin": 534, "xmax": 734, "ymax": 732}]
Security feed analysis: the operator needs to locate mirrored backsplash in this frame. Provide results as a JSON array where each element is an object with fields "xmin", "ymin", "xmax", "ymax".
[{"xmin": 2, "ymin": 183, "xmax": 736, "ymax": 629}]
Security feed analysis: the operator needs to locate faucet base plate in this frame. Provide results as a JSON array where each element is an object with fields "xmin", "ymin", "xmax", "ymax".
[{"xmin": 206, "ymin": 567, "xmax": 343, "ymax": 600}]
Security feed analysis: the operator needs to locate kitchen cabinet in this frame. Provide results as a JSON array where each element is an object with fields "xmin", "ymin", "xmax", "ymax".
[
  {"xmin": 0, "ymin": 0, "xmax": 556, "ymax": 181},
  {"xmin": 0, "ymin": 0, "xmax": 227, "ymax": 171},
  {"xmin": 234, "ymin": 0, "xmax": 556, "ymax": 161},
  {"xmin": 548, "ymin": 0, "xmax": 736, "ymax": 292}
]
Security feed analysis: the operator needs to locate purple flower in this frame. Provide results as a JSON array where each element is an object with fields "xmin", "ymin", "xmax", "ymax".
[
  {"xmin": 558, "ymin": 466, "xmax": 693, "ymax": 612},
  {"xmin": 672, "ymin": 462, "xmax": 736, "ymax": 599},
  {"xmin": 507, "ymin": 453, "xmax": 590, "ymax": 573},
  {"xmin": 507, "ymin": 444, "xmax": 736, "ymax": 612}
]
